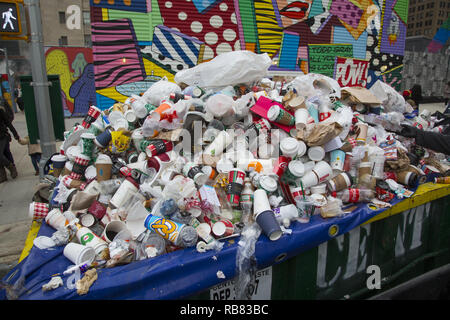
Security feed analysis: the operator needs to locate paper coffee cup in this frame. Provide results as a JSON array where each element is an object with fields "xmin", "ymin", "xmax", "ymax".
[
  {"xmin": 330, "ymin": 150, "xmax": 346, "ymax": 171},
  {"xmin": 255, "ymin": 210, "xmax": 282, "ymax": 241},
  {"xmin": 212, "ymin": 220, "xmax": 234, "ymax": 238},
  {"xmin": 45, "ymin": 208, "xmax": 69, "ymax": 230},
  {"xmin": 203, "ymin": 131, "xmax": 233, "ymax": 157},
  {"xmin": 280, "ymin": 137, "xmax": 300, "ymax": 158},
  {"xmin": 308, "ymin": 146, "xmax": 325, "ymax": 161},
  {"xmin": 295, "ymin": 108, "xmax": 309, "ymax": 130},
  {"xmin": 51, "ymin": 154, "xmax": 67, "ymax": 177},
  {"xmin": 253, "ymin": 189, "xmax": 272, "ymax": 216},
  {"xmin": 313, "ymin": 161, "xmax": 333, "ymax": 184},
  {"xmin": 95, "ymin": 154, "xmax": 113, "ymax": 182},
  {"xmin": 258, "ymin": 175, "xmax": 278, "ymax": 193},
  {"xmin": 63, "ymin": 243, "xmax": 96, "ymax": 265},
  {"xmin": 327, "ymin": 172, "xmax": 353, "ymax": 192},
  {"xmin": 102, "ymin": 220, "xmax": 129, "ymax": 243},
  {"xmin": 300, "ymin": 171, "xmax": 319, "ymax": 189},
  {"xmin": 267, "ymin": 105, "xmax": 295, "ymax": 126},
  {"xmin": 356, "ymin": 123, "xmax": 369, "ymax": 145},
  {"xmin": 29, "ymin": 202, "xmax": 49, "ymax": 220},
  {"xmin": 311, "ymin": 184, "xmax": 327, "ymax": 195},
  {"xmin": 358, "ymin": 162, "xmax": 372, "ymax": 177}
]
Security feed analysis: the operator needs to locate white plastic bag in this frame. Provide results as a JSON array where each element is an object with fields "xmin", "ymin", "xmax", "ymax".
[
  {"xmin": 174, "ymin": 50, "xmax": 272, "ymax": 88},
  {"xmin": 141, "ymin": 77, "xmax": 181, "ymax": 106},
  {"xmin": 369, "ymin": 80, "xmax": 410, "ymax": 114}
]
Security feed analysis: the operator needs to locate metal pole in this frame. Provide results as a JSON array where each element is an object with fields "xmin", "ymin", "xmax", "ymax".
[{"xmin": 24, "ymin": 0, "xmax": 56, "ymax": 178}]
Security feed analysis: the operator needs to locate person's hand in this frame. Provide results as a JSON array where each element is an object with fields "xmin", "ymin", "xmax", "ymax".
[{"xmin": 398, "ymin": 124, "xmax": 418, "ymax": 138}]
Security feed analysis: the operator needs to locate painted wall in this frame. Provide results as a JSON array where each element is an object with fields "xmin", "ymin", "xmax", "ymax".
[
  {"xmin": 89, "ymin": 0, "xmax": 409, "ymax": 110},
  {"xmin": 45, "ymin": 47, "xmax": 95, "ymax": 117}
]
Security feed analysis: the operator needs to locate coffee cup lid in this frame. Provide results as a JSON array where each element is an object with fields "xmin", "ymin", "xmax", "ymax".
[
  {"xmin": 51, "ymin": 154, "xmax": 67, "ymax": 162},
  {"xmin": 288, "ymin": 160, "xmax": 305, "ymax": 177},
  {"xmin": 308, "ymin": 146, "xmax": 325, "ymax": 161},
  {"xmin": 280, "ymin": 137, "xmax": 299, "ymax": 154},
  {"xmin": 267, "ymin": 105, "xmax": 281, "ymax": 121},
  {"xmin": 259, "ymin": 175, "xmax": 278, "ymax": 192}
]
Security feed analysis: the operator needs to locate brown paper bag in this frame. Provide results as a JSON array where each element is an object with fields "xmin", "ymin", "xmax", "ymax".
[
  {"xmin": 341, "ymin": 87, "xmax": 381, "ymax": 105},
  {"xmin": 301, "ymin": 122, "xmax": 343, "ymax": 147}
]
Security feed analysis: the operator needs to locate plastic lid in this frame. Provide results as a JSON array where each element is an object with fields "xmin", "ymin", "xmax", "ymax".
[
  {"xmin": 308, "ymin": 146, "xmax": 325, "ymax": 161},
  {"xmin": 288, "ymin": 160, "xmax": 305, "ymax": 177},
  {"xmin": 280, "ymin": 137, "xmax": 300, "ymax": 155},
  {"xmin": 267, "ymin": 105, "xmax": 281, "ymax": 121},
  {"xmin": 259, "ymin": 175, "xmax": 278, "ymax": 192}
]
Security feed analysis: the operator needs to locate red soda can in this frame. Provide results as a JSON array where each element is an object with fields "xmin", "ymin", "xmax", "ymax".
[{"xmin": 273, "ymin": 156, "xmax": 291, "ymax": 177}]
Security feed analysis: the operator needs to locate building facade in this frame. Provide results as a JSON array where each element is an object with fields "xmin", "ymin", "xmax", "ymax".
[
  {"xmin": 40, "ymin": 0, "xmax": 92, "ymax": 47},
  {"xmin": 407, "ymin": 0, "xmax": 450, "ymax": 38}
]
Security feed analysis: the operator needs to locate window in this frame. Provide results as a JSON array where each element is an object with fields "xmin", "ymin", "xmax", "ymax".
[
  {"xmin": 83, "ymin": 11, "xmax": 90, "ymax": 25},
  {"xmin": 59, "ymin": 36, "xmax": 68, "ymax": 46},
  {"xmin": 84, "ymin": 34, "xmax": 92, "ymax": 47},
  {"xmin": 59, "ymin": 12, "xmax": 66, "ymax": 24}
]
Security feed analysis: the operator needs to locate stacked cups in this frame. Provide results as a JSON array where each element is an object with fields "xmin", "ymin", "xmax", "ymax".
[{"xmin": 253, "ymin": 189, "xmax": 282, "ymax": 241}]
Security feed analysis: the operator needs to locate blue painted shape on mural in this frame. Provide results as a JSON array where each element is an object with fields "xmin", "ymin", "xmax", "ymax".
[
  {"xmin": 192, "ymin": 0, "xmax": 221, "ymax": 13},
  {"xmin": 308, "ymin": 0, "xmax": 325, "ymax": 19},
  {"xmin": 96, "ymin": 93, "xmax": 117, "ymax": 111},
  {"xmin": 366, "ymin": 69, "xmax": 381, "ymax": 89},
  {"xmin": 333, "ymin": 26, "xmax": 368, "ymax": 59},
  {"xmin": 69, "ymin": 64, "xmax": 97, "ymax": 116},
  {"xmin": 278, "ymin": 32, "xmax": 300, "ymax": 69}
]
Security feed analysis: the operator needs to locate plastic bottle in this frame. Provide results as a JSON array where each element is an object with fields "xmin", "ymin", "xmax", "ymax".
[
  {"xmin": 331, "ymin": 188, "xmax": 375, "ymax": 203},
  {"xmin": 240, "ymin": 178, "xmax": 254, "ymax": 225}
]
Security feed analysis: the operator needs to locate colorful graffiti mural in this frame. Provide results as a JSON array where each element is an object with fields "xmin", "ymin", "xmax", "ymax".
[
  {"xmin": 89, "ymin": 0, "xmax": 409, "ymax": 110},
  {"xmin": 45, "ymin": 47, "xmax": 95, "ymax": 117}
]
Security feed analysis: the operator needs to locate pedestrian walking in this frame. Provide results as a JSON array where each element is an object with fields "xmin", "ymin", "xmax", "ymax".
[
  {"xmin": 18, "ymin": 136, "xmax": 42, "ymax": 176},
  {"xmin": 0, "ymin": 98, "xmax": 19, "ymax": 182}
]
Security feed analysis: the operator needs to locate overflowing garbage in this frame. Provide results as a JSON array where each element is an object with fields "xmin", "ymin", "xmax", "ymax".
[{"xmin": 27, "ymin": 51, "xmax": 450, "ymax": 294}]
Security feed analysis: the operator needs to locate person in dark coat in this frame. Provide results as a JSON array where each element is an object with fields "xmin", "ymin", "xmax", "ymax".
[
  {"xmin": 410, "ymin": 84, "xmax": 423, "ymax": 108},
  {"xmin": 398, "ymin": 124, "xmax": 450, "ymax": 155},
  {"xmin": 0, "ymin": 98, "xmax": 19, "ymax": 182}
]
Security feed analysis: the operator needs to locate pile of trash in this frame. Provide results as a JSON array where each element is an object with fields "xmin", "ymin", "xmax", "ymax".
[{"xmin": 28, "ymin": 51, "xmax": 450, "ymax": 294}]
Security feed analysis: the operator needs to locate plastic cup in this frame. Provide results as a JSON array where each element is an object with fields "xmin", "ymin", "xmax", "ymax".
[
  {"xmin": 280, "ymin": 137, "xmax": 300, "ymax": 158},
  {"xmin": 308, "ymin": 146, "xmax": 325, "ymax": 161},
  {"xmin": 295, "ymin": 108, "xmax": 309, "ymax": 130},
  {"xmin": 255, "ymin": 210, "xmax": 283, "ymax": 241},
  {"xmin": 150, "ymin": 102, "xmax": 172, "ymax": 121},
  {"xmin": 63, "ymin": 243, "xmax": 96, "ymax": 265},
  {"xmin": 313, "ymin": 161, "xmax": 333, "ymax": 184}
]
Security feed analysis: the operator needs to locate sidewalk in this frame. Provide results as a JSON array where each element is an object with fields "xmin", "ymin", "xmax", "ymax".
[{"xmin": 0, "ymin": 111, "xmax": 80, "ymax": 279}]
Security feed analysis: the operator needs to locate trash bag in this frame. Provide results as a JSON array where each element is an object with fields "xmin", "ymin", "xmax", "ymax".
[{"xmin": 174, "ymin": 51, "xmax": 272, "ymax": 89}]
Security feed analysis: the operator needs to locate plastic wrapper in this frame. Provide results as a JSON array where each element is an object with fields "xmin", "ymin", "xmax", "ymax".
[
  {"xmin": 141, "ymin": 77, "xmax": 181, "ymax": 106},
  {"xmin": 174, "ymin": 51, "xmax": 271, "ymax": 88},
  {"xmin": 234, "ymin": 223, "xmax": 262, "ymax": 300}
]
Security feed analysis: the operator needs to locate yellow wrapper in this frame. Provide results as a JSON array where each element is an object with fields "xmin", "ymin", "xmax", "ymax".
[{"xmin": 109, "ymin": 131, "xmax": 131, "ymax": 153}]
